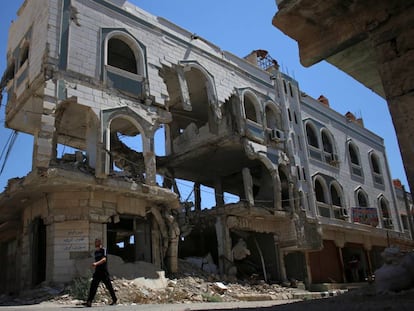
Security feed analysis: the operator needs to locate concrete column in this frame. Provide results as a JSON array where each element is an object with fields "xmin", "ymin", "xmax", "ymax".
[
  {"xmin": 86, "ymin": 112, "xmax": 99, "ymax": 169},
  {"xmin": 143, "ymin": 137, "xmax": 156, "ymax": 185},
  {"xmin": 165, "ymin": 212, "xmax": 179, "ymax": 273},
  {"xmin": 273, "ymin": 235, "xmax": 283, "ymax": 281},
  {"xmin": 272, "ymin": 169, "xmax": 282, "ymax": 210},
  {"xmin": 242, "ymin": 167, "xmax": 254, "ymax": 206},
  {"xmin": 215, "ymin": 178, "xmax": 224, "ymax": 207},
  {"xmin": 338, "ymin": 247, "xmax": 346, "ymax": 283},
  {"xmin": 176, "ymin": 66, "xmax": 192, "ymax": 111},
  {"xmin": 279, "ymin": 251, "xmax": 288, "ymax": 282},
  {"xmin": 304, "ymin": 252, "xmax": 313, "ymax": 286},
  {"xmin": 33, "ymin": 99, "xmax": 57, "ymax": 169},
  {"xmin": 215, "ymin": 216, "xmax": 232, "ymax": 275}
]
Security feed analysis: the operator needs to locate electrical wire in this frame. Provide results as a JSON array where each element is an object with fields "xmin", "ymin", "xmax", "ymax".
[{"xmin": 0, "ymin": 130, "xmax": 18, "ymax": 176}]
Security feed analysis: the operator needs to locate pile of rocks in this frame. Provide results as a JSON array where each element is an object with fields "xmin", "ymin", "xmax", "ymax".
[
  {"xmin": 0, "ymin": 258, "xmax": 301, "ymax": 307},
  {"xmin": 94, "ymin": 276, "xmax": 297, "ymax": 305}
]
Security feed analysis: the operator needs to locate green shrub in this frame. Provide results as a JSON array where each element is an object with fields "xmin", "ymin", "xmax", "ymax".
[
  {"xmin": 202, "ymin": 293, "xmax": 223, "ymax": 303},
  {"xmin": 70, "ymin": 276, "xmax": 91, "ymax": 300}
]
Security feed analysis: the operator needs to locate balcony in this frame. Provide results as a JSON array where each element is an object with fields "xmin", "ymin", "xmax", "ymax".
[{"xmin": 308, "ymin": 145, "xmax": 339, "ymax": 168}]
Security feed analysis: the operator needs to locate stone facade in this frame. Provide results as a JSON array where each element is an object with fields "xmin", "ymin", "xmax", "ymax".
[{"xmin": 0, "ymin": 0, "xmax": 412, "ymax": 293}]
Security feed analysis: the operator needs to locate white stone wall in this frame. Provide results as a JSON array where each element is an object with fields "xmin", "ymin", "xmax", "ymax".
[
  {"xmin": 7, "ymin": 0, "xmax": 49, "ymax": 84},
  {"xmin": 50, "ymin": 220, "xmax": 90, "ymax": 283},
  {"xmin": 301, "ymin": 96, "xmax": 401, "ymax": 231},
  {"xmin": 58, "ymin": 0, "xmax": 276, "ymax": 106}
]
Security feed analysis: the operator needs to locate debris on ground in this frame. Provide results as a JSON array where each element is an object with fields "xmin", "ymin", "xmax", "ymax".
[
  {"xmin": 1, "ymin": 256, "xmax": 413, "ymax": 308},
  {"xmin": 375, "ymin": 247, "xmax": 414, "ymax": 293}
]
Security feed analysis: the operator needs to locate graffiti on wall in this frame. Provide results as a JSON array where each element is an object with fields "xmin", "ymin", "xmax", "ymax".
[{"xmin": 62, "ymin": 229, "xmax": 88, "ymax": 251}]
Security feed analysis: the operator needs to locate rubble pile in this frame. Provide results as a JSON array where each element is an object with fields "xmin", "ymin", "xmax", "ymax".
[
  {"xmin": 0, "ymin": 259, "xmax": 299, "ymax": 306},
  {"xmin": 375, "ymin": 247, "xmax": 414, "ymax": 293},
  {"xmin": 12, "ymin": 255, "xmax": 414, "ymax": 307},
  {"xmin": 72, "ymin": 276, "xmax": 295, "ymax": 306},
  {"xmin": 57, "ymin": 259, "xmax": 297, "ymax": 306}
]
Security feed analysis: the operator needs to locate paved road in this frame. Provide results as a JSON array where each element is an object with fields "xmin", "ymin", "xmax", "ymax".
[{"xmin": 0, "ymin": 300, "xmax": 298, "ymax": 311}]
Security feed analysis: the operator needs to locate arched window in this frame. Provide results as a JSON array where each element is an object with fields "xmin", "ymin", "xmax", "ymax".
[
  {"xmin": 107, "ymin": 37, "xmax": 137, "ymax": 74},
  {"xmin": 348, "ymin": 142, "xmax": 363, "ymax": 177},
  {"xmin": 349, "ymin": 142, "xmax": 360, "ymax": 166},
  {"xmin": 356, "ymin": 189, "xmax": 368, "ymax": 207},
  {"xmin": 370, "ymin": 152, "xmax": 384, "ymax": 185},
  {"xmin": 243, "ymin": 93, "xmax": 259, "ymax": 123},
  {"xmin": 331, "ymin": 184, "xmax": 342, "ymax": 207},
  {"xmin": 371, "ymin": 154, "xmax": 381, "ymax": 174},
  {"xmin": 103, "ymin": 31, "xmax": 146, "ymax": 97},
  {"xmin": 315, "ymin": 177, "xmax": 330, "ymax": 217},
  {"xmin": 322, "ymin": 130, "xmax": 333, "ymax": 154},
  {"xmin": 322, "ymin": 129, "xmax": 338, "ymax": 166},
  {"xmin": 315, "ymin": 179, "xmax": 326, "ymax": 203},
  {"xmin": 331, "ymin": 182, "xmax": 346, "ymax": 219},
  {"xmin": 265, "ymin": 103, "xmax": 282, "ymax": 129},
  {"xmin": 306, "ymin": 123, "xmax": 319, "ymax": 148},
  {"xmin": 379, "ymin": 196, "xmax": 393, "ymax": 229}
]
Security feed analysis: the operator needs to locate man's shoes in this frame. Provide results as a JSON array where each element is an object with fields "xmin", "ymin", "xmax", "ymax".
[
  {"xmin": 110, "ymin": 298, "xmax": 117, "ymax": 305},
  {"xmin": 83, "ymin": 301, "xmax": 92, "ymax": 307}
]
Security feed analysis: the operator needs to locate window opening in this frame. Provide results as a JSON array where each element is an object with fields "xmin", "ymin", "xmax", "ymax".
[
  {"xmin": 315, "ymin": 179, "xmax": 326, "ymax": 203},
  {"xmin": 322, "ymin": 131, "xmax": 333, "ymax": 154},
  {"xmin": 306, "ymin": 123, "xmax": 318, "ymax": 148},
  {"xmin": 107, "ymin": 217, "xmax": 152, "ymax": 263},
  {"xmin": 244, "ymin": 94, "xmax": 258, "ymax": 123},
  {"xmin": 380, "ymin": 197, "xmax": 392, "ymax": 228},
  {"xmin": 265, "ymin": 105, "xmax": 282, "ymax": 129},
  {"xmin": 331, "ymin": 185, "xmax": 342, "ymax": 207},
  {"xmin": 315, "ymin": 178, "xmax": 329, "ymax": 217},
  {"xmin": 19, "ymin": 44, "xmax": 29, "ymax": 68},
  {"xmin": 371, "ymin": 154, "xmax": 381, "ymax": 174},
  {"xmin": 107, "ymin": 38, "xmax": 137, "ymax": 74},
  {"xmin": 109, "ymin": 117, "xmax": 145, "ymax": 183},
  {"xmin": 349, "ymin": 143, "xmax": 360, "ymax": 165},
  {"xmin": 357, "ymin": 190, "xmax": 368, "ymax": 207}
]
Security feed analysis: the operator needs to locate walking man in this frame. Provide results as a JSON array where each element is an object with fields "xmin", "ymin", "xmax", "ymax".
[{"xmin": 85, "ymin": 238, "xmax": 117, "ymax": 307}]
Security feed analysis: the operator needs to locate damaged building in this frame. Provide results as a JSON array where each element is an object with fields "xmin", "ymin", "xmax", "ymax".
[{"xmin": 0, "ymin": 0, "xmax": 412, "ymax": 294}]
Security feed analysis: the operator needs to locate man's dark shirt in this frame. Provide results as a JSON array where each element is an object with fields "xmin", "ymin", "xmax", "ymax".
[{"xmin": 94, "ymin": 247, "xmax": 108, "ymax": 272}]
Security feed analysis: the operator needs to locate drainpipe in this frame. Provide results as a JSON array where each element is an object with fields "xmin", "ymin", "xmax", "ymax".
[{"xmin": 402, "ymin": 185, "xmax": 414, "ymax": 239}]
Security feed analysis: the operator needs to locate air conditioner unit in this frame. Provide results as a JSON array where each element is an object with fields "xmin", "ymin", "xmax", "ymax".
[{"xmin": 270, "ymin": 129, "xmax": 285, "ymax": 142}]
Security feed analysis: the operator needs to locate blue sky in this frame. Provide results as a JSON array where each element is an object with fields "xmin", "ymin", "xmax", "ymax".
[{"xmin": 0, "ymin": 0, "xmax": 409, "ymax": 194}]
